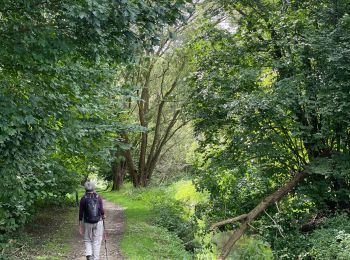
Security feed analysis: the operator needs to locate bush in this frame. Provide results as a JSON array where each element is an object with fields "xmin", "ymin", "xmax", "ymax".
[
  {"xmin": 271, "ymin": 213, "xmax": 350, "ymax": 259},
  {"xmin": 119, "ymin": 180, "xmax": 207, "ymax": 252},
  {"xmin": 152, "ymin": 203, "xmax": 196, "ymax": 251},
  {"xmin": 211, "ymin": 232, "xmax": 273, "ymax": 260},
  {"xmin": 0, "ymin": 162, "xmax": 80, "ymax": 234},
  {"xmin": 303, "ymin": 214, "xmax": 350, "ymax": 259},
  {"xmin": 231, "ymin": 236, "xmax": 273, "ymax": 260}
]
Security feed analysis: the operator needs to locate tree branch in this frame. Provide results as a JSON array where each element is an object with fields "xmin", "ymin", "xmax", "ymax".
[
  {"xmin": 219, "ymin": 171, "xmax": 307, "ymax": 259},
  {"xmin": 264, "ymin": 210, "xmax": 285, "ymax": 238},
  {"xmin": 210, "ymin": 214, "xmax": 248, "ymax": 231}
]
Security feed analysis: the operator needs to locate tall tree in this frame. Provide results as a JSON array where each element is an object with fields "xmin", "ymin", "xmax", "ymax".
[
  {"xmin": 117, "ymin": 39, "xmax": 191, "ymax": 188},
  {"xmin": 108, "ymin": 5, "xmax": 201, "ymax": 189},
  {"xmin": 186, "ymin": 0, "xmax": 350, "ymax": 258},
  {"xmin": 0, "ymin": 0, "xmax": 191, "ymax": 233}
]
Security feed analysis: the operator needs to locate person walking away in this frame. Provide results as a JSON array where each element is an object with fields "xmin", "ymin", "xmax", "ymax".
[{"xmin": 79, "ymin": 181, "xmax": 105, "ymax": 260}]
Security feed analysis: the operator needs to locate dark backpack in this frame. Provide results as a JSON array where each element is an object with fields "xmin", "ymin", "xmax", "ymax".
[{"xmin": 84, "ymin": 194, "xmax": 100, "ymax": 223}]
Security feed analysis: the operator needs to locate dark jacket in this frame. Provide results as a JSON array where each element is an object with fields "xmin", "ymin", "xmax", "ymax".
[{"xmin": 79, "ymin": 191, "xmax": 104, "ymax": 222}]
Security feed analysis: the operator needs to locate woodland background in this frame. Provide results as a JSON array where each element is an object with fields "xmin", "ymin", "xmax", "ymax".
[{"xmin": 1, "ymin": 0, "xmax": 350, "ymax": 259}]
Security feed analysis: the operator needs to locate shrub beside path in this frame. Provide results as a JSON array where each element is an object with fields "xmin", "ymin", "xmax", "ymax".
[{"xmin": 66, "ymin": 198, "xmax": 124, "ymax": 260}]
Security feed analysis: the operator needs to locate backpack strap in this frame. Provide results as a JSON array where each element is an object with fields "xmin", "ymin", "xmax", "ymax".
[{"xmin": 85, "ymin": 192, "xmax": 97, "ymax": 198}]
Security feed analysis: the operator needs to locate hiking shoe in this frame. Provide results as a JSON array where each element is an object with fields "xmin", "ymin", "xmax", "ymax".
[{"xmin": 86, "ymin": 256, "xmax": 93, "ymax": 260}]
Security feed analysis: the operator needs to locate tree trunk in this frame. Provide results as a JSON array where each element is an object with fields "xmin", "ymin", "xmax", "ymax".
[
  {"xmin": 120, "ymin": 133, "xmax": 140, "ymax": 187},
  {"xmin": 138, "ymin": 63, "xmax": 153, "ymax": 187},
  {"xmin": 218, "ymin": 171, "xmax": 307, "ymax": 260},
  {"xmin": 111, "ymin": 159, "xmax": 126, "ymax": 191},
  {"xmin": 123, "ymin": 149, "xmax": 139, "ymax": 187},
  {"xmin": 121, "ymin": 51, "xmax": 186, "ymax": 187}
]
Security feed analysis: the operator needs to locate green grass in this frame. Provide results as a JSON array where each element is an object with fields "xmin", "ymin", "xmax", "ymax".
[
  {"xmin": 99, "ymin": 185, "xmax": 192, "ymax": 260},
  {"xmin": 2, "ymin": 182, "xmax": 203, "ymax": 260}
]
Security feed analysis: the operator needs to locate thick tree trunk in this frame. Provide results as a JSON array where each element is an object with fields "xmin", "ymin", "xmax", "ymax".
[
  {"xmin": 138, "ymin": 63, "xmax": 152, "ymax": 187},
  {"xmin": 120, "ymin": 133, "xmax": 140, "ymax": 187},
  {"xmin": 111, "ymin": 159, "xmax": 126, "ymax": 191},
  {"xmin": 218, "ymin": 171, "xmax": 307, "ymax": 260},
  {"xmin": 123, "ymin": 149, "xmax": 139, "ymax": 187}
]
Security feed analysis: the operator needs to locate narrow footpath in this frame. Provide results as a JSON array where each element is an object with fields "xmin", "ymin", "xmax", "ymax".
[{"xmin": 66, "ymin": 199, "xmax": 124, "ymax": 260}]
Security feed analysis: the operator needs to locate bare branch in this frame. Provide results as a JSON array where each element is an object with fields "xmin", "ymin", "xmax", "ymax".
[
  {"xmin": 147, "ymin": 60, "xmax": 186, "ymax": 169},
  {"xmin": 264, "ymin": 210, "xmax": 285, "ymax": 238},
  {"xmin": 210, "ymin": 214, "xmax": 248, "ymax": 231},
  {"xmin": 164, "ymin": 120, "xmax": 189, "ymax": 144},
  {"xmin": 147, "ymin": 110, "xmax": 181, "ymax": 177},
  {"xmin": 275, "ymin": 202, "xmax": 281, "ymax": 213}
]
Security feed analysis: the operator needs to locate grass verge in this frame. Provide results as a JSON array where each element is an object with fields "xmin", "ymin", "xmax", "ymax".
[{"xmin": 99, "ymin": 185, "xmax": 192, "ymax": 260}]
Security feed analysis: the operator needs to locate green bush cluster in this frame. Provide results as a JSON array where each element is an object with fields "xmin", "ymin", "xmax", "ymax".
[
  {"xmin": 271, "ymin": 214, "xmax": 350, "ymax": 259},
  {"xmin": 303, "ymin": 214, "xmax": 350, "ymax": 259},
  {"xmin": 0, "ymin": 162, "xmax": 80, "ymax": 235},
  {"xmin": 0, "ymin": 191, "xmax": 78, "ymax": 259},
  {"xmin": 101, "ymin": 187, "xmax": 192, "ymax": 259},
  {"xmin": 195, "ymin": 230, "xmax": 273, "ymax": 260},
  {"xmin": 123, "ymin": 180, "xmax": 207, "ymax": 253},
  {"xmin": 230, "ymin": 236, "xmax": 273, "ymax": 260},
  {"xmin": 152, "ymin": 203, "xmax": 196, "ymax": 251}
]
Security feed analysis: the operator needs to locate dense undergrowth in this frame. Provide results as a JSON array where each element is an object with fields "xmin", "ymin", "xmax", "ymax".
[
  {"xmin": 2, "ymin": 178, "xmax": 349, "ymax": 259},
  {"xmin": 1, "ymin": 198, "xmax": 77, "ymax": 260},
  {"xmin": 104, "ymin": 179, "xmax": 350, "ymax": 260},
  {"xmin": 100, "ymin": 182, "xmax": 193, "ymax": 259},
  {"xmin": 101, "ymin": 180, "xmax": 274, "ymax": 259}
]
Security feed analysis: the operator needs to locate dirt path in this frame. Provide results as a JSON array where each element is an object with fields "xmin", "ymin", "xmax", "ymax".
[{"xmin": 66, "ymin": 199, "xmax": 124, "ymax": 260}]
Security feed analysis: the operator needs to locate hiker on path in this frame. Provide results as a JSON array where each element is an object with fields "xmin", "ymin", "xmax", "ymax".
[{"xmin": 79, "ymin": 181, "xmax": 105, "ymax": 260}]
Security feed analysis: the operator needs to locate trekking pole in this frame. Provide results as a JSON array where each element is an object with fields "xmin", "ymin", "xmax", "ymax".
[{"xmin": 103, "ymin": 219, "xmax": 108, "ymax": 260}]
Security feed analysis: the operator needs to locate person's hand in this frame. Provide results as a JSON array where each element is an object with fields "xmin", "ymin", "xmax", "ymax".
[{"xmin": 79, "ymin": 225, "xmax": 84, "ymax": 236}]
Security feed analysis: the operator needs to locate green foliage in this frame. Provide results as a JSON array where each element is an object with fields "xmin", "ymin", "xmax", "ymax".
[
  {"xmin": 123, "ymin": 221, "xmax": 192, "ymax": 260},
  {"xmin": 184, "ymin": 0, "xmax": 350, "ymax": 256},
  {"xmin": 196, "ymin": 231, "xmax": 273, "ymax": 260},
  {"xmin": 0, "ymin": 0, "xmax": 192, "ymax": 234},
  {"xmin": 115, "ymin": 180, "xmax": 207, "ymax": 251},
  {"xmin": 305, "ymin": 215, "xmax": 350, "ymax": 260},
  {"xmin": 172, "ymin": 180, "xmax": 209, "ymax": 216},
  {"xmin": 99, "ymin": 186, "xmax": 192, "ymax": 259},
  {"xmin": 229, "ymin": 236, "xmax": 273, "ymax": 260},
  {"xmin": 100, "ymin": 180, "xmax": 210, "ymax": 254},
  {"xmin": 271, "ymin": 214, "xmax": 350, "ymax": 259},
  {"xmin": 152, "ymin": 203, "xmax": 196, "ymax": 251},
  {"xmin": 1, "ymin": 204, "xmax": 77, "ymax": 260}
]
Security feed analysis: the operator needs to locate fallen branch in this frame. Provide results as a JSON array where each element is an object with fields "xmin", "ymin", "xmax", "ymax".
[
  {"xmin": 218, "ymin": 171, "xmax": 307, "ymax": 259},
  {"xmin": 11, "ymin": 244, "xmax": 26, "ymax": 257},
  {"xmin": 210, "ymin": 214, "xmax": 248, "ymax": 231}
]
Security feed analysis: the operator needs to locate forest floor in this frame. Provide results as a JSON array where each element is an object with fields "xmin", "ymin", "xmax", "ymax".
[{"xmin": 8, "ymin": 198, "xmax": 124, "ymax": 260}]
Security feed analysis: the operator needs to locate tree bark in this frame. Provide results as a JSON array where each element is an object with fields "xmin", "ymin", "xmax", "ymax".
[
  {"xmin": 218, "ymin": 171, "xmax": 307, "ymax": 259},
  {"xmin": 210, "ymin": 214, "xmax": 248, "ymax": 231},
  {"xmin": 111, "ymin": 154, "xmax": 126, "ymax": 191},
  {"xmin": 121, "ymin": 133, "xmax": 140, "ymax": 187},
  {"xmin": 123, "ymin": 148, "xmax": 139, "ymax": 187},
  {"xmin": 138, "ymin": 63, "xmax": 153, "ymax": 187},
  {"xmin": 146, "ymin": 110, "xmax": 181, "ymax": 180}
]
